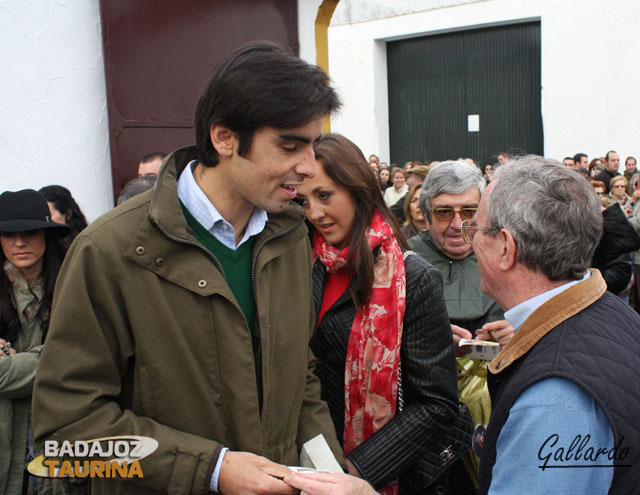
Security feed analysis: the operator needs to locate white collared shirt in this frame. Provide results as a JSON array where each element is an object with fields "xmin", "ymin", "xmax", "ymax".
[
  {"xmin": 504, "ymin": 270, "xmax": 591, "ymax": 332},
  {"xmin": 177, "ymin": 160, "xmax": 268, "ymax": 250}
]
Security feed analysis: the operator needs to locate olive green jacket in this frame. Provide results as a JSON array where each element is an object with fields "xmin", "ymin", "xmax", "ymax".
[
  {"xmin": 32, "ymin": 146, "xmax": 343, "ymax": 494},
  {"xmin": 408, "ymin": 231, "xmax": 503, "ymax": 333},
  {"xmin": 0, "ymin": 263, "xmax": 45, "ymax": 495}
]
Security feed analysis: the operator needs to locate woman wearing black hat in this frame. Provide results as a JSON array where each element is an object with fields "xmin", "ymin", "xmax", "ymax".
[{"xmin": 0, "ymin": 189, "xmax": 69, "ymax": 495}]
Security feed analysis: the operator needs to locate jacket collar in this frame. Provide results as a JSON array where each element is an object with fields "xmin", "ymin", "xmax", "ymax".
[
  {"xmin": 489, "ymin": 268, "xmax": 606, "ymax": 374},
  {"xmin": 124, "ymin": 146, "xmax": 308, "ymax": 296},
  {"xmin": 147, "ymin": 145, "xmax": 306, "ymax": 244}
]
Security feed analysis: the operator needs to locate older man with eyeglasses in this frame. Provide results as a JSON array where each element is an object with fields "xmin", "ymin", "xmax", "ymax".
[
  {"xmin": 408, "ymin": 159, "xmax": 514, "ymax": 493},
  {"xmin": 408, "ymin": 160, "xmax": 514, "ymax": 350},
  {"xmin": 468, "ymin": 157, "xmax": 640, "ymax": 494}
]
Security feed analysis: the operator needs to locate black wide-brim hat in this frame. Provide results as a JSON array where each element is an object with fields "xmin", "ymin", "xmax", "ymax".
[{"xmin": 0, "ymin": 189, "xmax": 71, "ymax": 237}]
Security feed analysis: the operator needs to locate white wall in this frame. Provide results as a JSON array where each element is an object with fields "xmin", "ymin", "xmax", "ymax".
[
  {"xmin": 328, "ymin": 0, "xmax": 640, "ymax": 165},
  {"xmin": 0, "ymin": 1, "xmax": 324, "ymax": 221},
  {"xmin": 0, "ymin": 0, "xmax": 112, "ymax": 222},
  {"xmin": 298, "ymin": 0, "xmax": 324, "ymax": 64}
]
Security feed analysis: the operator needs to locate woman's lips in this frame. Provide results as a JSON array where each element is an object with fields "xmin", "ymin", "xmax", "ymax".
[{"xmin": 318, "ymin": 223, "xmax": 334, "ymax": 233}]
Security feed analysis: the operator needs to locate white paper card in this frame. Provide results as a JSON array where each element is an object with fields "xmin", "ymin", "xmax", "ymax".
[
  {"xmin": 468, "ymin": 114, "xmax": 480, "ymax": 132},
  {"xmin": 299, "ymin": 434, "xmax": 344, "ymax": 473}
]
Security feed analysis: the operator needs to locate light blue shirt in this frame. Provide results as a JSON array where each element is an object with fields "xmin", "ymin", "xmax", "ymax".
[
  {"xmin": 491, "ymin": 271, "xmax": 614, "ymax": 494},
  {"xmin": 177, "ymin": 160, "xmax": 268, "ymax": 249},
  {"xmin": 177, "ymin": 160, "xmax": 266, "ymax": 490}
]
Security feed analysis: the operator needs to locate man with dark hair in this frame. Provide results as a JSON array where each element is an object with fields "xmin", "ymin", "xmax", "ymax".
[
  {"xmin": 562, "ymin": 156, "xmax": 575, "ymax": 168},
  {"xmin": 137, "ymin": 151, "xmax": 167, "ymax": 177},
  {"xmin": 33, "ymin": 41, "xmax": 343, "ymax": 495},
  {"xmin": 468, "ymin": 157, "xmax": 640, "ymax": 493},
  {"xmin": 573, "ymin": 152, "xmax": 588, "ymax": 171},
  {"xmin": 594, "ymin": 150, "xmax": 620, "ymax": 192},
  {"xmin": 624, "ymin": 155, "xmax": 637, "ymax": 194}
]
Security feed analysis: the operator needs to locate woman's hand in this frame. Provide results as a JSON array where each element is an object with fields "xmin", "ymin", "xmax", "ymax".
[
  {"xmin": 346, "ymin": 460, "xmax": 362, "ymax": 478},
  {"xmin": 0, "ymin": 338, "xmax": 16, "ymax": 357}
]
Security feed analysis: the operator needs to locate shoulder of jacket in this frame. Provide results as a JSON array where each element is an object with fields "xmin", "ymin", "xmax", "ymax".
[
  {"xmin": 76, "ymin": 195, "xmax": 151, "ymax": 249},
  {"xmin": 404, "ymin": 250, "xmax": 442, "ymax": 285}
]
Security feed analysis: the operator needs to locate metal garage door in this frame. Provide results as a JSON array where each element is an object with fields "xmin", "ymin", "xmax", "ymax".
[{"xmin": 387, "ymin": 21, "xmax": 542, "ymax": 167}]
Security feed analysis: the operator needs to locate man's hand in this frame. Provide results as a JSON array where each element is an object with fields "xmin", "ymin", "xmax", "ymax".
[
  {"xmin": 283, "ymin": 472, "xmax": 378, "ymax": 495},
  {"xmin": 217, "ymin": 451, "xmax": 295, "ymax": 495},
  {"xmin": 475, "ymin": 320, "xmax": 514, "ymax": 347},
  {"xmin": 451, "ymin": 324, "xmax": 472, "ymax": 357},
  {"xmin": 0, "ymin": 338, "xmax": 16, "ymax": 357}
]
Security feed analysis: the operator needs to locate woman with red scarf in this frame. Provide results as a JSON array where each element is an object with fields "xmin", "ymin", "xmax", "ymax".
[{"xmin": 296, "ymin": 134, "xmax": 458, "ymax": 495}]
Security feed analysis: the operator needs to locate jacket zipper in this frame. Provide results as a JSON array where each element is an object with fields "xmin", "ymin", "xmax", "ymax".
[
  {"xmin": 152, "ymin": 218, "xmax": 228, "ymax": 281},
  {"xmin": 250, "ymin": 217, "xmax": 304, "ymax": 415},
  {"xmin": 154, "ymin": 215, "xmax": 304, "ymax": 417}
]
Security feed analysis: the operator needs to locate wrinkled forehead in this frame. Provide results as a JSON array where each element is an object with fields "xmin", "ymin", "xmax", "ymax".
[{"xmin": 430, "ymin": 187, "xmax": 481, "ymax": 208}]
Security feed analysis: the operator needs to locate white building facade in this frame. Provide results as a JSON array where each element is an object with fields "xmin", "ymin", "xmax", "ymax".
[
  {"xmin": 328, "ymin": 0, "xmax": 640, "ymax": 165},
  {"xmin": 2, "ymin": 0, "xmax": 639, "ymax": 219}
]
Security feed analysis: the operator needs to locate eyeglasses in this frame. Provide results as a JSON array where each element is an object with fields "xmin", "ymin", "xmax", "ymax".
[
  {"xmin": 430, "ymin": 207, "xmax": 478, "ymax": 223},
  {"xmin": 460, "ymin": 220, "xmax": 499, "ymax": 244},
  {"xmin": 611, "ymin": 185, "xmax": 626, "ymax": 189}
]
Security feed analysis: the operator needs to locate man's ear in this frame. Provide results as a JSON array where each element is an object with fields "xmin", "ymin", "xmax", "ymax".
[
  {"xmin": 209, "ymin": 125, "xmax": 235, "ymax": 158},
  {"xmin": 499, "ymin": 229, "xmax": 518, "ymax": 271}
]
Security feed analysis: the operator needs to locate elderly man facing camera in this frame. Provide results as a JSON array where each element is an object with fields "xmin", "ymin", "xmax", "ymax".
[
  {"xmin": 467, "ymin": 158, "xmax": 640, "ymax": 494},
  {"xmin": 408, "ymin": 160, "xmax": 513, "ymax": 347}
]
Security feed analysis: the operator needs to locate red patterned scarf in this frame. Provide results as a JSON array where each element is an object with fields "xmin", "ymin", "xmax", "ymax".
[{"xmin": 313, "ymin": 210, "xmax": 406, "ymax": 495}]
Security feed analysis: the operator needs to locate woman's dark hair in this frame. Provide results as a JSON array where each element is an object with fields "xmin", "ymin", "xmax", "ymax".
[
  {"xmin": 378, "ymin": 166, "xmax": 392, "ymax": 190},
  {"xmin": 195, "ymin": 41, "xmax": 341, "ymax": 167},
  {"xmin": 313, "ymin": 134, "xmax": 408, "ymax": 307},
  {"xmin": 0, "ymin": 230, "xmax": 67, "ymax": 345},
  {"xmin": 38, "ymin": 185, "xmax": 88, "ymax": 240}
]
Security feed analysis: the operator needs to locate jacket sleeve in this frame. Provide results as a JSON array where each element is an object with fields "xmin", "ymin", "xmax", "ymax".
[
  {"xmin": 347, "ymin": 257, "xmax": 459, "ymax": 489},
  {"xmin": 31, "ymin": 235, "xmax": 220, "ymax": 495},
  {"xmin": 0, "ymin": 346, "xmax": 41, "ymax": 400},
  {"xmin": 599, "ymin": 253, "xmax": 633, "ymax": 295},
  {"xmin": 296, "ymin": 240, "xmax": 346, "ymax": 468}
]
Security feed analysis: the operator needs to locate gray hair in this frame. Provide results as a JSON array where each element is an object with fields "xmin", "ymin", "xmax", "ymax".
[
  {"xmin": 117, "ymin": 176, "xmax": 157, "ymax": 206},
  {"xmin": 419, "ymin": 159, "xmax": 485, "ymax": 221},
  {"xmin": 487, "ymin": 156, "xmax": 603, "ymax": 281}
]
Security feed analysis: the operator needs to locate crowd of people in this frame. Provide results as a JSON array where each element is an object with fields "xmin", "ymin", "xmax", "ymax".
[{"xmin": 1, "ymin": 41, "xmax": 639, "ymax": 495}]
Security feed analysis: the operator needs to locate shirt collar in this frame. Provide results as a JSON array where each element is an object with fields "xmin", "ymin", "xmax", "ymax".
[
  {"xmin": 177, "ymin": 160, "xmax": 268, "ymax": 248},
  {"xmin": 505, "ymin": 270, "xmax": 591, "ymax": 332}
]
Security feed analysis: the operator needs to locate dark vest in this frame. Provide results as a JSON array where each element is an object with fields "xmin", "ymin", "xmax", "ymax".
[{"xmin": 478, "ymin": 292, "xmax": 640, "ymax": 494}]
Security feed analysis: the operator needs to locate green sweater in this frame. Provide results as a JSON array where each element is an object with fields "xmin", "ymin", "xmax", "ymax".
[{"xmin": 180, "ymin": 203, "xmax": 256, "ymax": 335}]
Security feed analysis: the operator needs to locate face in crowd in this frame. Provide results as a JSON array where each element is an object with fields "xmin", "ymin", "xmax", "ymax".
[
  {"xmin": 1, "ymin": 229, "xmax": 46, "ymax": 282},
  {"xmin": 392, "ymin": 171, "xmax": 405, "ymax": 190},
  {"xmin": 427, "ymin": 187, "xmax": 481, "ymax": 260}
]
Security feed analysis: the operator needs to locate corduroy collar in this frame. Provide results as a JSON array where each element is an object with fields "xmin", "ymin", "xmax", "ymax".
[{"xmin": 489, "ymin": 269, "xmax": 606, "ymax": 374}]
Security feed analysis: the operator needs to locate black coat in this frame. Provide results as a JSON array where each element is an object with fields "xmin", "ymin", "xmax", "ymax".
[
  {"xmin": 592, "ymin": 204, "xmax": 640, "ymax": 295},
  {"xmin": 311, "ymin": 252, "xmax": 458, "ymax": 490}
]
